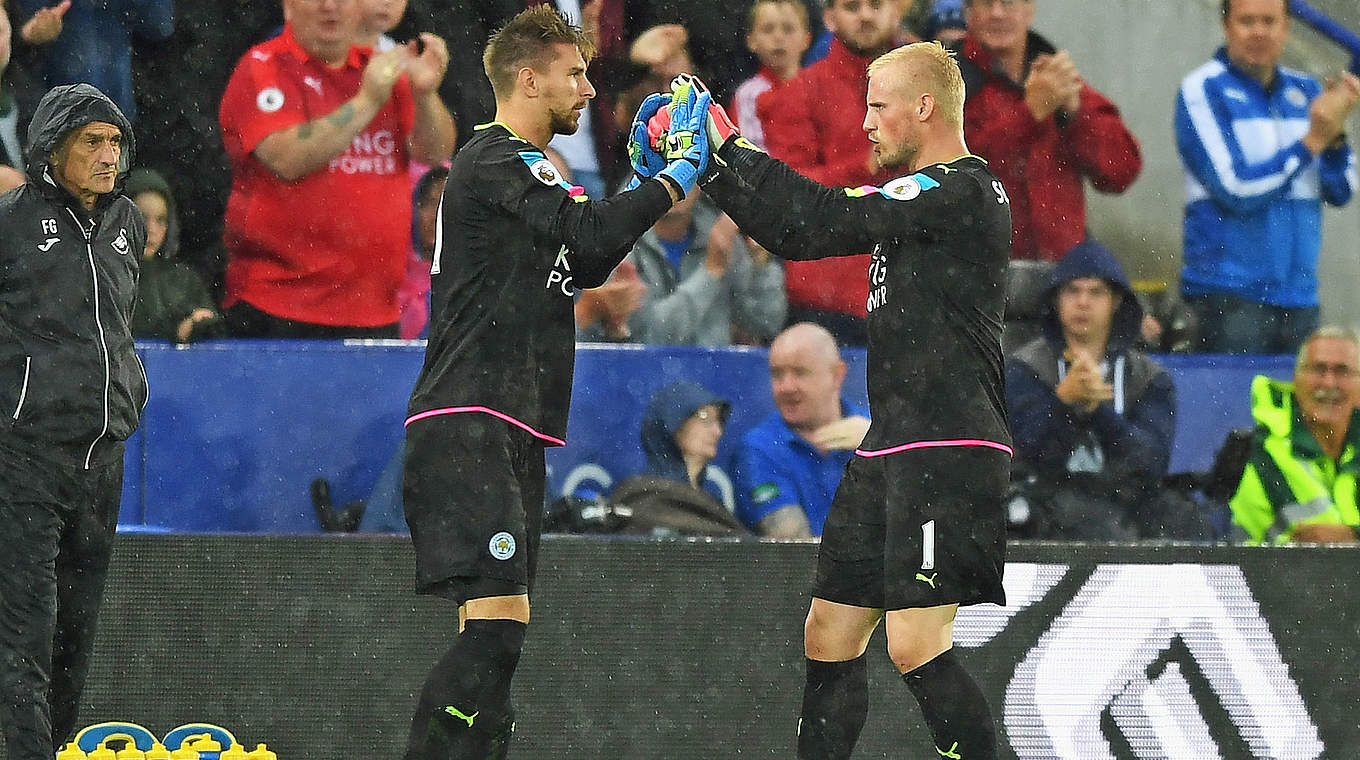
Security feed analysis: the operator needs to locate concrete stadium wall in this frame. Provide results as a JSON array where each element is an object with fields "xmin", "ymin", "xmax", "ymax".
[{"xmin": 16, "ymin": 535, "xmax": 1354, "ymax": 760}]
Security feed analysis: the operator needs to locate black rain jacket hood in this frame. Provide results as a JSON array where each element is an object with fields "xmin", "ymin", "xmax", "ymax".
[{"xmin": 25, "ymin": 83, "xmax": 136, "ymax": 214}]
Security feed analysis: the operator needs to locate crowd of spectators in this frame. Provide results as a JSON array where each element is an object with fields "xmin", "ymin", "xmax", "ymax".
[{"xmin": 0, "ymin": 0, "xmax": 1356, "ymax": 544}]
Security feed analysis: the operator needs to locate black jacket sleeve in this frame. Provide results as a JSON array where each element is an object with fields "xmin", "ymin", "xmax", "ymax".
[
  {"xmin": 700, "ymin": 141, "xmax": 980, "ymax": 261},
  {"xmin": 487, "ymin": 146, "xmax": 673, "ymax": 288}
]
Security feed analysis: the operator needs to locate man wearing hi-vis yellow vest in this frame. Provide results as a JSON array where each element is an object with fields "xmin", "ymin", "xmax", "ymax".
[{"xmin": 1229, "ymin": 326, "xmax": 1360, "ymax": 544}]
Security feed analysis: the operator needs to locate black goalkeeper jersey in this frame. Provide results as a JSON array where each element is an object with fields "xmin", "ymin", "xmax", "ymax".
[
  {"xmin": 406, "ymin": 122, "xmax": 672, "ymax": 443},
  {"xmin": 703, "ymin": 142, "xmax": 1012, "ymax": 454}
]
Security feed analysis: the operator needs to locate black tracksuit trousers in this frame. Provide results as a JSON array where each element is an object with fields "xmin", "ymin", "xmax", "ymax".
[{"xmin": 0, "ymin": 440, "xmax": 123, "ymax": 760}]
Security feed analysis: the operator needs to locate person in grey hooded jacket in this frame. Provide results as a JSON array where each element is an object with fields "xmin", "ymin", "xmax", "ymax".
[
  {"xmin": 0, "ymin": 83, "xmax": 146, "ymax": 760},
  {"xmin": 597, "ymin": 191, "xmax": 785, "ymax": 346}
]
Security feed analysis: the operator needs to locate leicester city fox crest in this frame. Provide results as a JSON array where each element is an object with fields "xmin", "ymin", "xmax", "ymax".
[{"xmin": 489, "ymin": 531, "xmax": 516, "ymax": 560}]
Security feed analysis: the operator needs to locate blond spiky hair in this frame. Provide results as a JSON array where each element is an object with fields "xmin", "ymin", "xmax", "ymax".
[{"xmin": 868, "ymin": 41, "xmax": 965, "ymax": 130}]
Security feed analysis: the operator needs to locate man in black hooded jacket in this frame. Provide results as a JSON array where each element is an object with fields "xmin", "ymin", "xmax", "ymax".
[{"xmin": 0, "ymin": 83, "xmax": 146, "ymax": 760}]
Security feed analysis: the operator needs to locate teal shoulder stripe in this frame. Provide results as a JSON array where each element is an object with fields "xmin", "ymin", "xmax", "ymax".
[{"xmin": 910, "ymin": 173, "xmax": 941, "ymax": 190}]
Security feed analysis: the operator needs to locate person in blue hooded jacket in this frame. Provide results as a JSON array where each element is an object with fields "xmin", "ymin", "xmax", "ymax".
[
  {"xmin": 1006, "ymin": 239, "xmax": 1209, "ymax": 540},
  {"xmin": 604, "ymin": 380, "xmax": 748, "ymax": 536},
  {"xmin": 639, "ymin": 380, "xmax": 731, "ymax": 500}
]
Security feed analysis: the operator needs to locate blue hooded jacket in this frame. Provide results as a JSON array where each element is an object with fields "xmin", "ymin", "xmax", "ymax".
[
  {"xmin": 1005, "ymin": 239, "xmax": 1176, "ymax": 484},
  {"xmin": 639, "ymin": 381, "xmax": 730, "ymax": 487}
]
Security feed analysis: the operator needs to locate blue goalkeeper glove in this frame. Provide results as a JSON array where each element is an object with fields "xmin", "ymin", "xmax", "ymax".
[
  {"xmin": 624, "ymin": 92, "xmax": 670, "ymax": 191},
  {"xmin": 655, "ymin": 79, "xmax": 710, "ymax": 199}
]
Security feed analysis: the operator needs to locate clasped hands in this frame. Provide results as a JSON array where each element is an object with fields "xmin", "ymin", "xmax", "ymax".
[
  {"xmin": 624, "ymin": 74, "xmax": 741, "ymax": 199},
  {"xmin": 1024, "ymin": 51, "xmax": 1083, "ymax": 122},
  {"xmin": 1305, "ymin": 71, "xmax": 1360, "ymax": 154},
  {"xmin": 1055, "ymin": 349, "xmax": 1114, "ymax": 414}
]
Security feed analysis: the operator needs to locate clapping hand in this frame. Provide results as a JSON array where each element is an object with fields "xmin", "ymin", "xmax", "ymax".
[
  {"xmin": 1025, "ymin": 51, "xmax": 1082, "ymax": 121},
  {"xmin": 1055, "ymin": 349, "xmax": 1114, "ymax": 413},
  {"xmin": 1306, "ymin": 72, "xmax": 1360, "ymax": 152},
  {"xmin": 577, "ymin": 259, "xmax": 647, "ymax": 340},
  {"xmin": 594, "ymin": 259, "xmax": 647, "ymax": 339},
  {"xmin": 405, "ymin": 33, "xmax": 450, "ymax": 97},
  {"xmin": 360, "ymin": 47, "xmax": 409, "ymax": 105},
  {"xmin": 20, "ymin": 0, "xmax": 69, "ymax": 45}
]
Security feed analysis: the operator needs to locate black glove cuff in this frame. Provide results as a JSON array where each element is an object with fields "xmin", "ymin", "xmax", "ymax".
[{"xmin": 699, "ymin": 153, "xmax": 727, "ymax": 185}]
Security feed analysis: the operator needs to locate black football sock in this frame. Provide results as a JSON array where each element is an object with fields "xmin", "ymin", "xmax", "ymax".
[
  {"xmin": 901, "ymin": 649, "xmax": 997, "ymax": 760},
  {"xmin": 404, "ymin": 619, "xmax": 526, "ymax": 760},
  {"xmin": 797, "ymin": 654, "xmax": 869, "ymax": 760}
]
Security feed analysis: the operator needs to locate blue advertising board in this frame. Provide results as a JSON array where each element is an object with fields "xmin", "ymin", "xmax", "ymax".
[{"xmin": 120, "ymin": 341, "xmax": 1294, "ymax": 532}]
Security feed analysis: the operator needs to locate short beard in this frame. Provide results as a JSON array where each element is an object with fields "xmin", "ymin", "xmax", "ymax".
[
  {"xmin": 548, "ymin": 109, "xmax": 581, "ymax": 137},
  {"xmin": 840, "ymin": 33, "xmax": 894, "ymax": 60},
  {"xmin": 874, "ymin": 143, "xmax": 917, "ymax": 172}
]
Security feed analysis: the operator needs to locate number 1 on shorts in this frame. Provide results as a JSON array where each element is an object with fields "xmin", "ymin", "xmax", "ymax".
[{"xmin": 921, "ymin": 519, "xmax": 935, "ymax": 570}]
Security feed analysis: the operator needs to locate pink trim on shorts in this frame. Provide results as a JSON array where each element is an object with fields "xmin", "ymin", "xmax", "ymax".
[
  {"xmin": 855, "ymin": 439, "xmax": 1014, "ymax": 458},
  {"xmin": 404, "ymin": 406, "xmax": 567, "ymax": 447}
]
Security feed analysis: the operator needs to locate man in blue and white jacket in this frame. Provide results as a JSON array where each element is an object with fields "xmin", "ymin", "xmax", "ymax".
[{"xmin": 1175, "ymin": 0, "xmax": 1358, "ymax": 355}]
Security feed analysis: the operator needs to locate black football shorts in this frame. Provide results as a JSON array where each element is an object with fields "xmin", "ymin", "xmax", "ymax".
[
  {"xmin": 403, "ymin": 412, "xmax": 545, "ymax": 603},
  {"xmin": 813, "ymin": 445, "xmax": 1008, "ymax": 611}
]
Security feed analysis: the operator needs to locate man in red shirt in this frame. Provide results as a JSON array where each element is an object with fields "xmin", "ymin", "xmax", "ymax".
[
  {"xmin": 218, "ymin": 0, "xmax": 455, "ymax": 337},
  {"xmin": 756, "ymin": 0, "xmax": 902, "ymax": 346},
  {"xmin": 957, "ymin": 0, "xmax": 1141, "ymax": 261}
]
